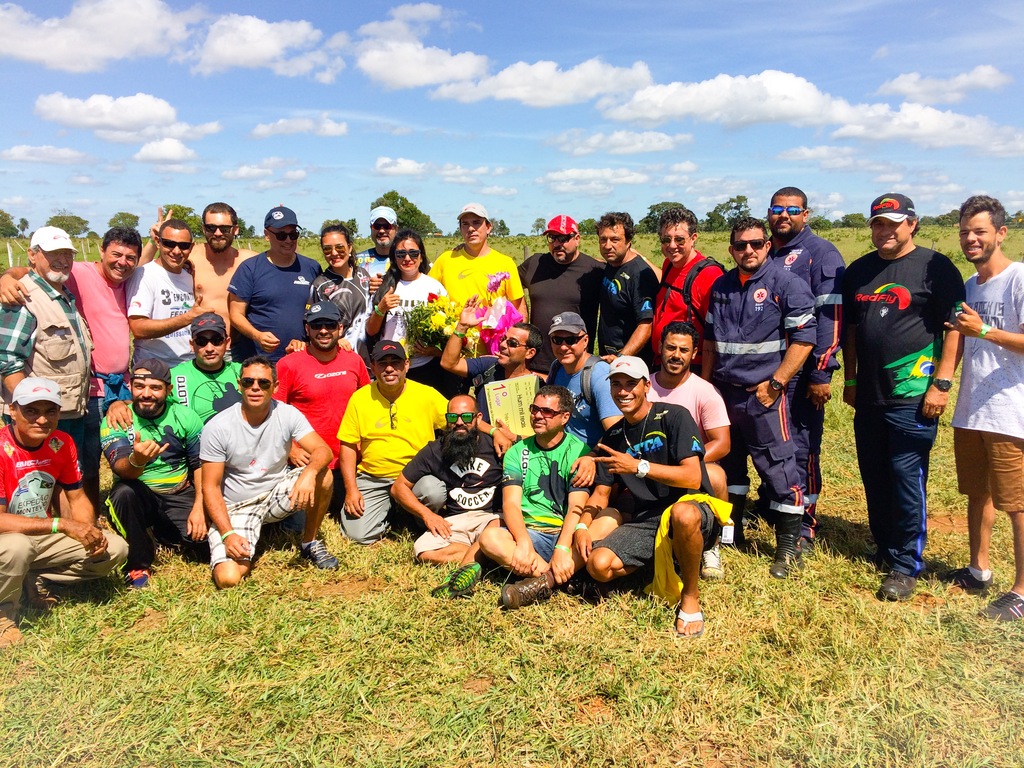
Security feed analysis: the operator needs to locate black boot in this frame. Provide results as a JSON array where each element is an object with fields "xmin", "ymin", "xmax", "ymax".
[{"xmin": 770, "ymin": 515, "xmax": 803, "ymax": 579}]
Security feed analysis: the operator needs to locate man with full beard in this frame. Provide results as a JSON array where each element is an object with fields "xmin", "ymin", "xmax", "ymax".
[{"xmin": 391, "ymin": 395, "xmax": 504, "ymax": 595}]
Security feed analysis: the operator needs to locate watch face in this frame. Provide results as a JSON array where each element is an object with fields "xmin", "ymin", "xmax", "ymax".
[{"xmin": 934, "ymin": 379, "xmax": 952, "ymax": 392}]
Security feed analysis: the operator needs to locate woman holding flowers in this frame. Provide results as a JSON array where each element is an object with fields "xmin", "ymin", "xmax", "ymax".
[{"xmin": 367, "ymin": 229, "xmax": 450, "ymax": 392}]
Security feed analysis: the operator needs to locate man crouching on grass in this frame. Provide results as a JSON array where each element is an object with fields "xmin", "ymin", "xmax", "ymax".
[{"xmin": 201, "ymin": 356, "xmax": 338, "ymax": 589}]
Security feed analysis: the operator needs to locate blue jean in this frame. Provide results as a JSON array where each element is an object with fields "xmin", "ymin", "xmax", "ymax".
[{"xmin": 853, "ymin": 401, "xmax": 938, "ymax": 577}]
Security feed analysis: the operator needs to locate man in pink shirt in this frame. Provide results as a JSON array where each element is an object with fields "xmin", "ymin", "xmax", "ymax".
[{"xmin": 0, "ymin": 227, "xmax": 142, "ymax": 510}]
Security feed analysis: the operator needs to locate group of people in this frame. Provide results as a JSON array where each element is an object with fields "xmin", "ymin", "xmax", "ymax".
[{"xmin": 1, "ymin": 186, "xmax": 1021, "ymax": 649}]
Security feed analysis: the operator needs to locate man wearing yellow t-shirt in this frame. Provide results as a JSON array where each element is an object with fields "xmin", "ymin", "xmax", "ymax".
[
  {"xmin": 338, "ymin": 340, "xmax": 448, "ymax": 544},
  {"xmin": 429, "ymin": 203, "xmax": 526, "ymax": 314}
]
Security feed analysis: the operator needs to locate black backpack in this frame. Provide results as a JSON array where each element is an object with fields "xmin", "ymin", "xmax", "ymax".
[
  {"xmin": 546, "ymin": 355, "xmax": 599, "ymax": 408},
  {"xmin": 657, "ymin": 257, "xmax": 726, "ymax": 325}
]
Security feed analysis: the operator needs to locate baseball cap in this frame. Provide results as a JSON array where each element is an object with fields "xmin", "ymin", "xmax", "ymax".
[
  {"xmin": 305, "ymin": 302, "xmax": 342, "ymax": 324},
  {"xmin": 608, "ymin": 356, "xmax": 650, "ymax": 381},
  {"xmin": 264, "ymin": 206, "xmax": 299, "ymax": 229},
  {"xmin": 11, "ymin": 377, "xmax": 62, "ymax": 407},
  {"xmin": 548, "ymin": 311, "xmax": 587, "ymax": 336},
  {"xmin": 371, "ymin": 339, "xmax": 407, "ymax": 362},
  {"xmin": 30, "ymin": 226, "xmax": 74, "ymax": 252},
  {"xmin": 458, "ymin": 202, "xmax": 490, "ymax": 221},
  {"xmin": 190, "ymin": 312, "xmax": 227, "ymax": 337},
  {"xmin": 869, "ymin": 194, "xmax": 916, "ymax": 223},
  {"xmin": 369, "ymin": 206, "xmax": 398, "ymax": 227},
  {"xmin": 131, "ymin": 358, "xmax": 171, "ymax": 384},
  {"xmin": 544, "ymin": 215, "xmax": 579, "ymax": 236}
]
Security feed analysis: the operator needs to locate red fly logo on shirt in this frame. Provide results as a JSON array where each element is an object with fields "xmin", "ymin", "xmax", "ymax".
[
  {"xmin": 856, "ymin": 283, "xmax": 911, "ymax": 310},
  {"xmin": 753, "ymin": 288, "xmax": 768, "ymax": 304}
]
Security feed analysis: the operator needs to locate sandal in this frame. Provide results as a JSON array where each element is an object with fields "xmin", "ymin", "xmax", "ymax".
[{"xmin": 673, "ymin": 606, "xmax": 704, "ymax": 639}]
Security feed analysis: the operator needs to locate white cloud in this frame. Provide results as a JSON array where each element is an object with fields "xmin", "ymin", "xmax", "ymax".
[
  {"xmin": 877, "ymin": 65, "xmax": 1011, "ymax": 105},
  {"xmin": 375, "ymin": 156, "xmax": 430, "ymax": 176},
  {"xmin": 221, "ymin": 165, "xmax": 273, "ymax": 181},
  {"xmin": 435, "ymin": 59, "xmax": 652, "ymax": 107},
  {"xmin": 192, "ymin": 14, "xmax": 346, "ymax": 83},
  {"xmin": 251, "ymin": 114, "xmax": 348, "ymax": 139},
  {"xmin": 479, "ymin": 186, "xmax": 517, "ymax": 197},
  {"xmin": 777, "ymin": 146, "xmax": 894, "ymax": 174},
  {"xmin": 69, "ymin": 175, "xmax": 95, "ymax": 185},
  {"xmin": 551, "ymin": 129, "xmax": 691, "ymax": 156},
  {"xmin": 357, "ymin": 39, "xmax": 487, "ymax": 89},
  {"xmin": 151, "ymin": 163, "xmax": 198, "ymax": 175},
  {"xmin": 133, "ymin": 138, "xmax": 196, "ymax": 163},
  {"xmin": 34, "ymin": 92, "xmax": 220, "ymax": 144},
  {"xmin": 0, "ymin": 0, "xmax": 198, "ymax": 73},
  {"xmin": 438, "ymin": 164, "xmax": 491, "ymax": 184},
  {"xmin": 1, "ymin": 145, "xmax": 90, "ymax": 164},
  {"xmin": 538, "ymin": 168, "xmax": 650, "ymax": 196},
  {"xmin": 283, "ymin": 170, "xmax": 307, "ymax": 181}
]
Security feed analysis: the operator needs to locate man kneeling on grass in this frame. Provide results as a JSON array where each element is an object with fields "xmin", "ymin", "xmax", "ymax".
[
  {"xmin": 390, "ymin": 395, "xmax": 503, "ymax": 595},
  {"xmin": 477, "ymin": 386, "xmax": 591, "ymax": 604},
  {"xmin": 501, "ymin": 357, "xmax": 723, "ymax": 639},
  {"xmin": 201, "ymin": 356, "xmax": 339, "ymax": 589}
]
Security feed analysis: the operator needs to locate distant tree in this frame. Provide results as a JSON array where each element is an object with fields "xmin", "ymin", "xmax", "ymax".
[
  {"xmin": 0, "ymin": 209, "xmax": 17, "ymax": 237},
  {"xmin": 637, "ymin": 201, "xmax": 686, "ymax": 234},
  {"xmin": 17, "ymin": 217, "xmax": 28, "ymax": 237},
  {"xmin": 492, "ymin": 219, "xmax": 510, "ymax": 237},
  {"xmin": 531, "ymin": 217, "xmax": 546, "ymax": 235},
  {"xmin": 808, "ymin": 215, "xmax": 833, "ymax": 231},
  {"xmin": 371, "ymin": 190, "xmax": 438, "ymax": 234},
  {"xmin": 578, "ymin": 218, "xmax": 597, "ymax": 235},
  {"xmin": 158, "ymin": 204, "xmax": 202, "ymax": 235},
  {"xmin": 1010, "ymin": 210, "xmax": 1024, "ymax": 229},
  {"xmin": 236, "ymin": 217, "xmax": 256, "ymax": 238},
  {"xmin": 108, "ymin": 211, "xmax": 140, "ymax": 230},
  {"xmin": 838, "ymin": 213, "xmax": 867, "ymax": 229},
  {"xmin": 319, "ymin": 218, "xmax": 359, "ymax": 237},
  {"xmin": 703, "ymin": 196, "xmax": 751, "ymax": 232},
  {"xmin": 933, "ymin": 210, "xmax": 959, "ymax": 227},
  {"xmin": 45, "ymin": 209, "xmax": 89, "ymax": 237},
  {"xmin": 86, "ymin": 230, "xmax": 99, "ymax": 239}
]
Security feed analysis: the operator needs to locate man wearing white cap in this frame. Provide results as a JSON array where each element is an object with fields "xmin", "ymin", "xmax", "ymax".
[
  {"xmin": 0, "ymin": 377, "xmax": 128, "ymax": 648},
  {"xmin": 0, "ymin": 227, "xmax": 92, "ymax": 458},
  {"xmin": 429, "ymin": 203, "xmax": 525, "ymax": 314},
  {"xmin": 355, "ymin": 205, "xmax": 398, "ymax": 292},
  {"xmin": 518, "ymin": 214, "xmax": 603, "ymax": 373}
]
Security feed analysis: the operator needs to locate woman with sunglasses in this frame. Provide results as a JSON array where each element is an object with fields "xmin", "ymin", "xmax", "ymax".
[
  {"xmin": 310, "ymin": 223, "xmax": 373, "ymax": 363},
  {"xmin": 366, "ymin": 229, "xmax": 449, "ymax": 391}
]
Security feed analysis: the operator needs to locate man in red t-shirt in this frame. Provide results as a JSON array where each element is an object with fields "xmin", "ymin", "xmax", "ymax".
[
  {"xmin": 275, "ymin": 303, "xmax": 370, "ymax": 514},
  {"xmin": 0, "ymin": 378, "xmax": 127, "ymax": 648},
  {"xmin": 651, "ymin": 207, "xmax": 724, "ymax": 372}
]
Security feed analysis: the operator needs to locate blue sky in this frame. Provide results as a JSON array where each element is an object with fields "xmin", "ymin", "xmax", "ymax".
[{"xmin": 2, "ymin": 0, "xmax": 1023, "ymax": 236}]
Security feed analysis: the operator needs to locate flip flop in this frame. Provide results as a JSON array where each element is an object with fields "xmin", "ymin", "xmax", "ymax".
[{"xmin": 673, "ymin": 607, "xmax": 704, "ymax": 639}]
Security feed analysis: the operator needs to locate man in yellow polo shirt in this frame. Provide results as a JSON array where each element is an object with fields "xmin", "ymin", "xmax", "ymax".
[{"xmin": 338, "ymin": 340, "xmax": 448, "ymax": 544}]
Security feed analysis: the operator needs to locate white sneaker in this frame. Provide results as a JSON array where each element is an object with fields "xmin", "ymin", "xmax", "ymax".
[{"xmin": 701, "ymin": 544, "xmax": 725, "ymax": 580}]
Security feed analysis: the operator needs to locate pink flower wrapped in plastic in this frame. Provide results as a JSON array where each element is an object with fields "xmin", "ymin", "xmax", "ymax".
[{"xmin": 476, "ymin": 272, "xmax": 523, "ymax": 356}]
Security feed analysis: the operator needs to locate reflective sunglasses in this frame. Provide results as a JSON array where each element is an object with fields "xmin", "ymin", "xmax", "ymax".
[
  {"xmin": 659, "ymin": 235, "xmax": 692, "ymax": 246},
  {"xmin": 203, "ymin": 223, "xmax": 234, "ymax": 234},
  {"xmin": 445, "ymin": 412, "xmax": 476, "ymax": 424},
  {"xmin": 194, "ymin": 334, "xmax": 225, "ymax": 347},
  {"xmin": 732, "ymin": 239, "xmax": 767, "ymax": 251},
  {"xmin": 395, "ymin": 249, "xmax": 421, "ymax": 260},
  {"xmin": 240, "ymin": 377, "xmax": 273, "ymax": 391},
  {"xmin": 550, "ymin": 334, "xmax": 584, "ymax": 347},
  {"xmin": 160, "ymin": 237, "xmax": 194, "ymax": 251},
  {"xmin": 546, "ymin": 233, "xmax": 574, "ymax": 244},
  {"xmin": 322, "ymin": 244, "xmax": 349, "ymax": 254},
  {"xmin": 529, "ymin": 404, "xmax": 565, "ymax": 419},
  {"xmin": 768, "ymin": 205, "xmax": 804, "ymax": 217},
  {"xmin": 270, "ymin": 230, "xmax": 300, "ymax": 241}
]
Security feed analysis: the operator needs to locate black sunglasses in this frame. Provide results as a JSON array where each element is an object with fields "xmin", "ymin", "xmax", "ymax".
[
  {"xmin": 203, "ymin": 223, "xmax": 234, "ymax": 234},
  {"xmin": 550, "ymin": 334, "xmax": 584, "ymax": 347},
  {"xmin": 308, "ymin": 321, "xmax": 339, "ymax": 330},
  {"xmin": 395, "ymin": 249, "xmax": 421, "ymax": 260},
  {"xmin": 503, "ymin": 337, "xmax": 524, "ymax": 349},
  {"xmin": 270, "ymin": 230, "xmax": 300, "ymax": 241},
  {"xmin": 160, "ymin": 237, "xmax": 194, "ymax": 251},
  {"xmin": 732, "ymin": 239, "xmax": 767, "ymax": 251},
  {"xmin": 194, "ymin": 334, "xmax": 225, "ymax": 347},
  {"xmin": 240, "ymin": 377, "xmax": 273, "ymax": 391}
]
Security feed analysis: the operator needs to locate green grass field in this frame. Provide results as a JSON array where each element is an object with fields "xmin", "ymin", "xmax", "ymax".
[{"xmin": 2, "ymin": 227, "xmax": 1023, "ymax": 767}]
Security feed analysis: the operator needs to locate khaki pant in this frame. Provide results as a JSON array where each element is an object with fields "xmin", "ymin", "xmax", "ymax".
[{"xmin": 0, "ymin": 531, "xmax": 128, "ymax": 620}]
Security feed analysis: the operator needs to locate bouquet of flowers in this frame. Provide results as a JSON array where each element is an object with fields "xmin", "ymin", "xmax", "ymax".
[
  {"xmin": 405, "ymin": 293, "xmax": 480, "ymax": 353},
  {"xmin": 476, "ymin": 272, "xmax": 524, "ymax": 356}
]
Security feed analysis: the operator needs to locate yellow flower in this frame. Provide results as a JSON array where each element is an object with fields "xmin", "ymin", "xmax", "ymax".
[{"xmin": 430, "ymin": 312, "xmax": 446, "ymax": 329}]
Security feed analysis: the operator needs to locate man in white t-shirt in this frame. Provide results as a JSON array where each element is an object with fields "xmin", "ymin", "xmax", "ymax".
[
  {"xmin": 201, "ymin": 356, "xmax": 338, "ymax": 589},
  {"xmin": 127, "ymin": 219, "xmax": 207, "ymax": 367},
  {"xmin": 648, "ymin": 321, "xmax": 731, "ymax": 579},
  {"xmin": 944, "ymin": 195, "xmax": 1024, "ymax": 622}
]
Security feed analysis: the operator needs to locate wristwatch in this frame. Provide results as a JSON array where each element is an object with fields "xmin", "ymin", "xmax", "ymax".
[
  {"xmin": 769, "ymin": 377, "xmax": 785, "ymax": 392},
  {"xmin": 932, "ymin": 378, "xmax": 953, "ymax": 392},
  {"xmin": 636, "ymin": 459, "xmax": 651, "ymax": 479}
]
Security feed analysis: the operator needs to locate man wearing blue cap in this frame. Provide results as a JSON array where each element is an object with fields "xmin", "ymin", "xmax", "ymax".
[{"xmin": 228, "ymin": 206, "xmax": 322, "ymax": 362}]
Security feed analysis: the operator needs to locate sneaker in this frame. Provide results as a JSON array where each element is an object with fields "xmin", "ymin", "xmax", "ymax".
[
  {"xmin": 878, "ymin": 571, "xmax": 917, "ymax": 602},
  {"xmin": 980, "ymin": 591, "xmax": 1024, "ymax": 622},
  {"xmin": 431, "ymin": 563, "xmax": 482, "ymax": 598},
  {"xmin": 0, "ymin": 617, "xmax": 23, "ymax": 649},
  {"xmin": 23, "ymin": 576, "xmax": 58, "ymax": 611},
  {"xmin": 500, "ymin": 575, "xmax": 552, "ymax": 610},
  {"xmin": 124, "ymin": 569, "xmax": 151, "ymax": 589},
  {"xmin": 940, "ymin": 566, "xmax": 992, "ymax": 595},
  {"xmin": 701, "ymin": 545, "xmax": 725, "ymax": 580},
  {"xmin": 300, "ymin": 540, "xmax": 339, "ymax": 570}
]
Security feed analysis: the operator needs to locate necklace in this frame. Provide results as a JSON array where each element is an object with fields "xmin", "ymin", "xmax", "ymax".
[{"xmin": 622, "ymin": 405, "xmax": 652, "ymax": 455}]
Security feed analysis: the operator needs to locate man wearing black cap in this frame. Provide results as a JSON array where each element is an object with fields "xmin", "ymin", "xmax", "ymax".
[
  {"xmin": 518, "ymin": 214, "xmax": 603, "ymax": 373},
  {"xmin": 843, "ymin": 193, "xmax": 965, "ymax": 601},
  {"xmin": 337, "ymin": 340, "xmax": 448, "ymax": 544},
  {"xmin": 228, "ymin": 206, "xmax": 322, "ymax": 363},
  {"xmin": 101, "ymin": 359, "xmax": 207, "ymax": 588},
  {"xmin": 169, "ymin": 312, "xmax": 242, "ymax": 423}
]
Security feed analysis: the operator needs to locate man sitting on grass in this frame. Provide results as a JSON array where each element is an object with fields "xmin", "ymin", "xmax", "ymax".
[
  {"xmin": 201, "ymin": 356, "xmax": 338, "ymax": 589},
  {"xmin": 477, "ymin": 386, "xmax": 591, "ymax": 608}
]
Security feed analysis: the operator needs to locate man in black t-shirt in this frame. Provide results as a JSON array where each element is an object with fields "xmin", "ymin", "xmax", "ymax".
[
  {"xmin": 595, "ymin": 212, "xmax": 658, "ymax": 366},
  {"xmin": 842, "ymin": 193, "xmax": 965, "ymax": 602},
  {"xmin": 392, "ymin": 395, "xmax": 502, "ymax": 570}
]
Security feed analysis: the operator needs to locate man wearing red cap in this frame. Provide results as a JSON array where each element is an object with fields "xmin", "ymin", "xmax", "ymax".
[{"xmin": 519, "ymin": 214, "xmax": 603, "ymax": 374}]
